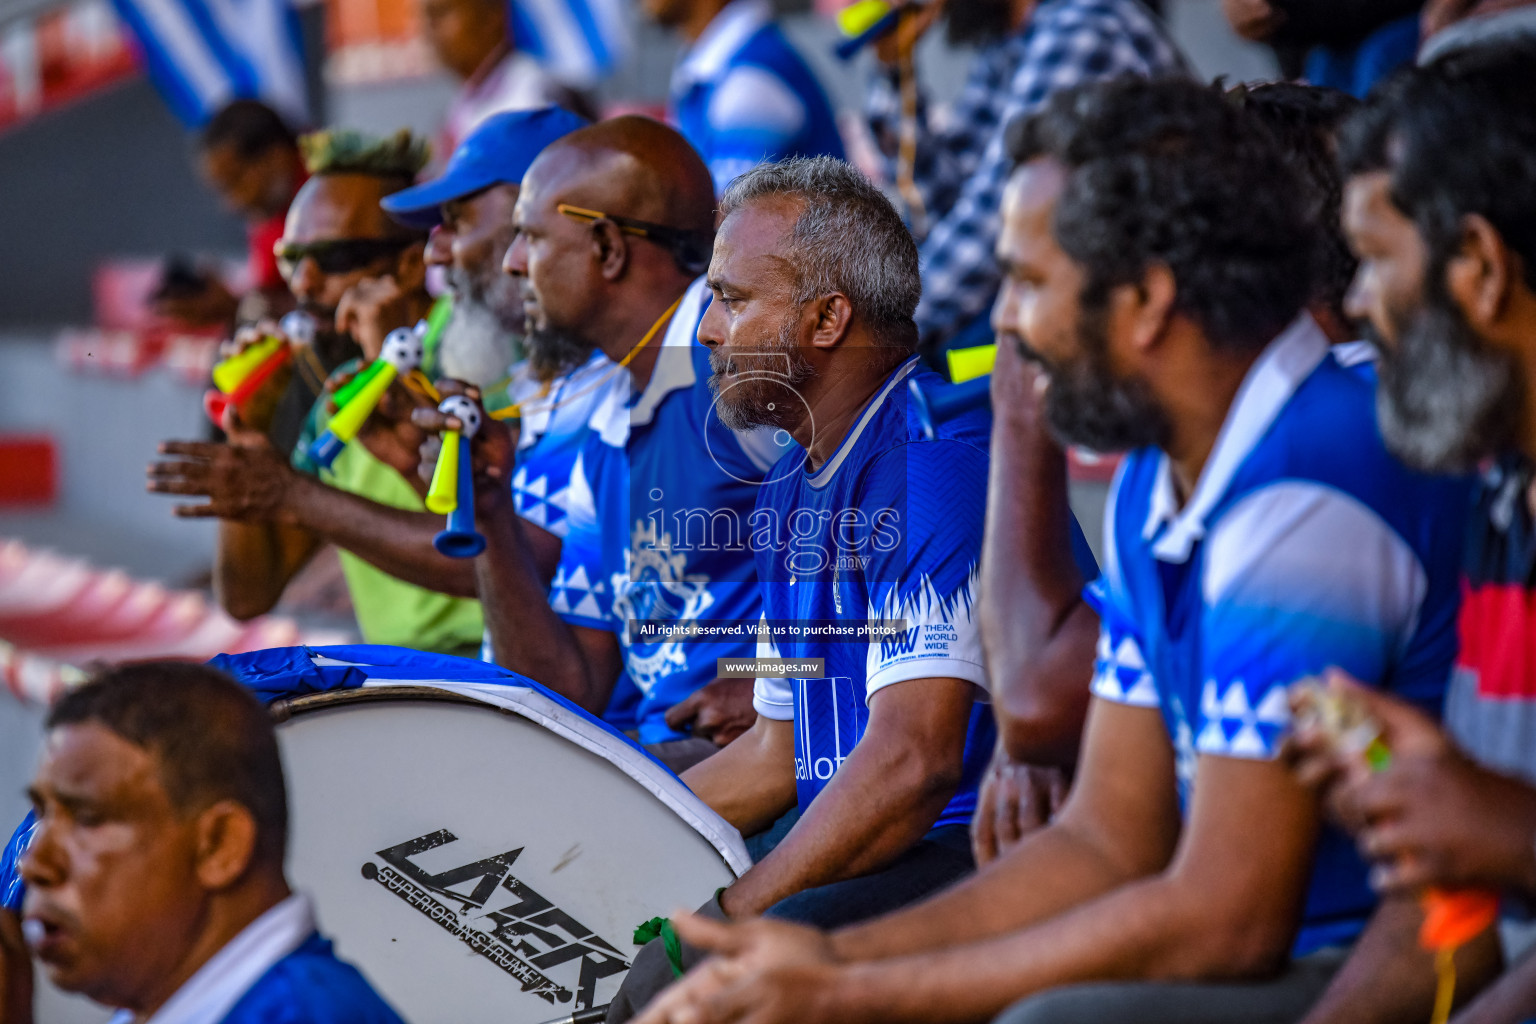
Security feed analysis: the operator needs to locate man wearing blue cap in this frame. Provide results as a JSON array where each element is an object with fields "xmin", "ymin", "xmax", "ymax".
[
  {"xmin": 147, "ymin": 109, "xmax": 594, "ymax": 643},
  {"xmin": 377, "ymin": 106, "xmax": 627, "ymax": 558}
]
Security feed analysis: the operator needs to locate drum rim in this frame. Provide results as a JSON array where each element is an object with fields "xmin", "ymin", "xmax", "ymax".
[
  {"xmin": 267, "ymin": 678, "xmax": 754, "ymax": 876},
  {"xmin": 269, "ymin": 684, "xmax": 504, "ymax": 723}
]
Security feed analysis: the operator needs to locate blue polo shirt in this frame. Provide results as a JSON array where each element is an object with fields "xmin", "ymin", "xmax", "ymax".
[
  {"xmin": 509, "ymin": 350, "xmax": 624, "ymax": 540},
  {"xmin": 487, "ymin": 351, "xmax": 636, "ymax": 727},
  {"xmin": 750, "ymin": 358, "xmax": 1098, "ymax": 826},
  {"xmin": 211, "ymin": 932, "xmax": 405, "ymax": 1024},
  {"xmin": 1087, "ymin": 316, "xmax": 1471, "ymax": 955},
  {"xmin": 552, "ymin": 279, "xmax": 790, "ymax": 743},
  {"xmin": 671, "ymin": 0, "xmax": 846, "ymax": 194}
]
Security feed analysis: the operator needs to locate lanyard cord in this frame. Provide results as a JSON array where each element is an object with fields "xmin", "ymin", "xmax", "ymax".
[{"xmin": 487, "ymin": 292, "xmax": 685, "ymax": 422}]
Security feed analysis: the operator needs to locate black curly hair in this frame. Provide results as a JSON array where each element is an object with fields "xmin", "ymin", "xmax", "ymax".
[
  {"xmin": 1340, "ymin": 41, "xmax": 1536, "ymax": 293},
  {"xmin": 1228, "ymin": 82, "xmax": 1360, "ymax": 326},
  {"xmin": 1007, "ymin": 77, "xmax": 1314, "ymax": 354}
]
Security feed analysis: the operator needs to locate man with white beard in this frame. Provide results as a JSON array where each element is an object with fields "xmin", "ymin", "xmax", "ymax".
[{"xmin": 147, "ymin": 110, "xmax": 604, "ymax": 650}]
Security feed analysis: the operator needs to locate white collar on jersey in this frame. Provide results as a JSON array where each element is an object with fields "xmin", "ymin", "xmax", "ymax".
[
  {"xmin": 592, "ymin": 277, "xmax": 709, "ymax": 447},
  {"xmin": 108, "ymin": 893, "xmax": 315, "ymax": 1024},
  {"xmin": 805, "ymin": 356, "xmax": 920, "ymax": 490},
  {"xmin": 511, "ymin": 349, "xmax": 613, "ymax": 448},
  {"xmin": 673, "ymin": 0, "xmax": 772, "ymax": 89},
  {"xmin": 1142, "ymin": 313, "xmax": 1331, "ymax": 564}
]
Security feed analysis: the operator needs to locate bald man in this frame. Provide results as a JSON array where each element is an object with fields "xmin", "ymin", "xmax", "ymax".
[{"xmin": 419, "ymin": 116, "xmax": 789, "ymax": 765}]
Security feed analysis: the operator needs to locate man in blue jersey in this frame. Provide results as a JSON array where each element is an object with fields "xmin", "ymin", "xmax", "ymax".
[
  {"xmin": 642, "ymin": 0, "xmax": 846, "ymax": 195},
  {"xmin": 1285, "ymin": 43, "xmax": 1536, "ymax": 1024},
  {"xmin": 626, "ymin": 79, "xmax": 1473, "ymax": 1024},
  {"xmin": 418, "ymin": 116, "xmax": 780, "ymax": 761},
  {"xmin": 0, "ymin": 663, "xmax": 403, "ymax": 1024},
  {"xmin": 607, "ymin": 155, "xmax": 1019, "ymax": 1022}
]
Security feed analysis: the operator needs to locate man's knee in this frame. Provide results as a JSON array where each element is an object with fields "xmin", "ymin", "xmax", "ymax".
[
  {"xmin": 993, "ymin": 984, "xmax": 1145, "ymax": 1024},
  {"xmin": 607, "ymin": 894, "xmax": 727, "ymax": 1024},
  {"xmin": 605, "ymin": 936, "xmax": 678, "ymax": 1024},
  {"xmin": 764, "ymin": 831, "xmax": 974, "ymax": 930}
]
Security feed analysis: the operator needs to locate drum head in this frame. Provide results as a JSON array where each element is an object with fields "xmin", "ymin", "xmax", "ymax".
[{"xmin": 278, "ymin": 684, "xmax": 741, "ymax": 1024}]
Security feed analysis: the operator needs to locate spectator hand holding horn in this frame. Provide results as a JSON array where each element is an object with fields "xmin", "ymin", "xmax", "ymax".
[
  {"xmin": 1287, "ymin": 670, "xmax": 1536, "ymax": 898},
  {"xmin": 410, "ymin": 380, "xmax": 520, "ymax": 517}
]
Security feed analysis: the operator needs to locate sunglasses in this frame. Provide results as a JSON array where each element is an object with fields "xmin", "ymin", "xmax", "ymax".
[
  {"xmin": 556, "ymin": 204, "xmax": 712, "ymax": 276},
  {"xmin": 274, "ymin": 237, "xmax": 415, "ymax": 277}
]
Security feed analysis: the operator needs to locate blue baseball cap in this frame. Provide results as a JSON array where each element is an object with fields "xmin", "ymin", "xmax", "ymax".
[{"xmin": 381, "ymin": 106, "xmax": 590, "ymax": 228}]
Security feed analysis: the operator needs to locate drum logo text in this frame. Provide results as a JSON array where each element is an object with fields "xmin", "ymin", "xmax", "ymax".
[{"xmin": 361, "ymin": 829, "xmax": 630, "ymax": 1008}]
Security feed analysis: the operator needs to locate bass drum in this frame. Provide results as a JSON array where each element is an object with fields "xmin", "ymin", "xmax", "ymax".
[{"xmin": 274, "ymin": 680, "xmax": 748, "ymax": 1024}]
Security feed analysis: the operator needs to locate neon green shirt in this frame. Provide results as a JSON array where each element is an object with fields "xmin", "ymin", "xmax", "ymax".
[{"xmin": 291, "ymin": 298, "xmax": 484, "ymax": 656}]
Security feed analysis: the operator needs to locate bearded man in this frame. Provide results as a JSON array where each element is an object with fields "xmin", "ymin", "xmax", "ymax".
[
  {"xmin": 146, "ymin": 112, "xmax": 589, "ymax": 653},
  {"xmin": 626, "ymin": 78, "xmax": 1477, "ymax": 1024},
  {"xmin": 1287, "ymin": 42, "xmax": 1536, "ymax": 1024}
]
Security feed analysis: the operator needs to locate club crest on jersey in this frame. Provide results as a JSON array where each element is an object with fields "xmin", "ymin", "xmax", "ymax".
[{"xmin": 613, "ymin": 520, "xmax": 716, "ymax": 694}]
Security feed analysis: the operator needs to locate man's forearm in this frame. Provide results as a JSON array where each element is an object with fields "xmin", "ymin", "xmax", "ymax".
[
  {"xmin": 828, "ymin": 870, "xmax": 1294, "ymax": 1024},
  {"xmin": 830, "ymin": 817, "xmax": 1131, "ymax": 962},
  {"xmin": 683, "ymin": 718, "xmax": 797, "ymax": 835},
  {"xmin": 477, "ymin": 501, "xmax": 605, "ymax": 710},
  {"xmin": 214, "ymin": 520, "xmax": 316, "ymax": 620},
  {"xmin": 723, "ymin": 722, "xmax": 963, "ymax": 917},
  {"xmin": 286, "ymin": 472, "xmax": 478, "ymax": 597},
  {"xmin": 1302, "ymin": 897, "xmax": 1502, "ymax": 1024},
  {"xmin": 1455, "ymin": 939, "xmax": 1536, "ymax": 1024},
  {"xmin": 978, "ymin": 365, "xmax": 1095, "ymax": 767}
]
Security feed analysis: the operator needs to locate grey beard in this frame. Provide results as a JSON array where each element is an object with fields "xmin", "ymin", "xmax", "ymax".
[
  {"xmin": 1373, "ymin": 299, "xmax": 1521, "ymax": 474},
  {"xmin": 708, "ymin": 318, "xmax": 814, "ymax": 432},
  {"xmin": 438, "ymin": 295, "xmax": 522, "ymax": 388}
]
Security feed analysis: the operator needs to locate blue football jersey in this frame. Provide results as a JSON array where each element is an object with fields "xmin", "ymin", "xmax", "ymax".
[
  {"xmin": 671, "ymin": 0, "xmax": 846, "ymax": 194},
  {"xmin": 481, "ymin": 351, "xmax": 630, "ymax": 682},
  {"xmin": 104, "ymin": 931, "xmax": 406, "ymax": 1024},
  {"xmin": 552, "ymin": 280, "xmax": 789, "ymax": 744},
  {"xmin": 216, "ymin": 933, "xmax": 406, "ymax": 1024},
  {"xmin": 509, "ymin": 350, "xmax": 625, "ymax": 540},
  {"xmin": 1087, "ymin": 316, "xmax": 1471, "ymax": 955},
  {"xmin": 750, "ymin": 359, "xmax": 1083, "ymax": 827}
]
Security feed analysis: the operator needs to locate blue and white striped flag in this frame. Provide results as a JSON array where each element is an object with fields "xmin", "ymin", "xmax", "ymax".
[
  {"xmin": 108, "ymin": 0, "xmax": 308, "ymax": 127},
  {"xmin": 508, "ymin": 0, "xmax": 629, "ymax": 87}
]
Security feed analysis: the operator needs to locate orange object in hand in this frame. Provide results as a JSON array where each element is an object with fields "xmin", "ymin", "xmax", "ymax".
[{"xmin": 1419, "ymin": 887, "xmax": 1500, "ymax": 951}]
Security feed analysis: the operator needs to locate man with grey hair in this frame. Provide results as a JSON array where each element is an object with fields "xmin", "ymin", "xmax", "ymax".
[{"xmin": 608, "ymin": 156, "xmax": 998, "ymax": 1022}]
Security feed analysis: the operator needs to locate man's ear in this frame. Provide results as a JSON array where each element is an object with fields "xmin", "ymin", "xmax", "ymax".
[
  {"xmin": 592, "ymin": 221, "xmax": 631, "ymax": 282},
  {"xmin": 193, "ymin": 800, "xmax": 259, "ymax": 891},
  {"xmin": 809, "ymin": 293, "xmax": 854, "ymax": 351},
  {"xmin": 394, "ymin": 241, "xmax": 428, "ymax": 292},
  {"xmin": 1122, "ymin": 263, "xmax": 1177, "ymax": 353},
  {"xmin": 1445, "ymin": 213, "xmax": 1513, "ymax": 328}
]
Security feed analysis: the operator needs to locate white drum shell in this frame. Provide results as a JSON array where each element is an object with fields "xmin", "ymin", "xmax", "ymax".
[
  {"xmin": 277, "ymin": 681, "xmax": 743, "ymax": 1024},
  {"xmin": 27, "ymin": 679, "xmax": 746, "ymax": 1024}
]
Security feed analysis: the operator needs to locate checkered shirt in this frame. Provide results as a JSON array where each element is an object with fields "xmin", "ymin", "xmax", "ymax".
[{"xmin": 867, "ymin": 0, "xmax": 1187, "ymax": 351}]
